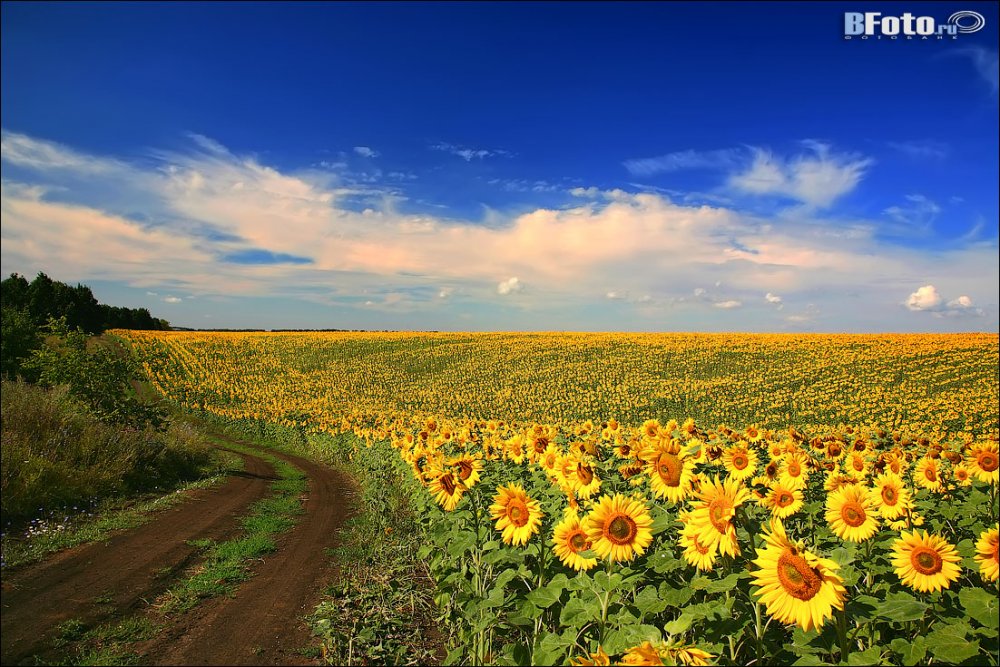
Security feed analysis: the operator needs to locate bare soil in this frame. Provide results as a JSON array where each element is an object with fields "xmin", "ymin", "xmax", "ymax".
[{"xmin": 0, "ymin": 439, "xmax": 354, "ymax": 666}]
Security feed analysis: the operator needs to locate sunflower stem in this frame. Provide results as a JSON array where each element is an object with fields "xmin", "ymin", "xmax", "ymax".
[{"xmin": 836, "ymin": 607, "xmax": 850, "ymax": 662}]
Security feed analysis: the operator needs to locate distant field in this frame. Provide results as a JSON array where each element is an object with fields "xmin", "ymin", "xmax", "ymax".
[{"xmin": 117, "ymin": 331, "xmax": 998, "ymax": 439}]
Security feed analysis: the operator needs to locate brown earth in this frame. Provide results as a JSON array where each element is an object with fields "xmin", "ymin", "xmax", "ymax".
[{"xmin": 0, "ymin": 439, "xmax": 354, "ymax": 666}]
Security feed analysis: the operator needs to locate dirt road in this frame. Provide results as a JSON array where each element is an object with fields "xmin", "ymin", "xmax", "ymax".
[{"xmin": 0, "ymin": 439, "xmax": 352, "ymax": 666}]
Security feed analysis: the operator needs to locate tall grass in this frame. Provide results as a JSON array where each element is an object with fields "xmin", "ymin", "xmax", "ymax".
[{"xmin": 1, "ymin": 380, "xmax": 217, "ymax": 526}]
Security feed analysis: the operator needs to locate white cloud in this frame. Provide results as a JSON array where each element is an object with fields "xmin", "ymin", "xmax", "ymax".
[
  {"xmin": 353, "ymin": 146, "xmax": 378, "ymax": 158},
  {"xmin": 765, "ymin": 292, "xmax": 782, "ymax": 304},
  {"xmin": 623, "ymin": 148, "xmax": 741, "ymax": 176},
  {"xmin": 729, "ymin": 142, "xmax": 872, "ymax": 208},
  {"xmin": 163, "ymin": 295, "xmax": 182, "ymax": 303},
  {"xmin": 714, "ymin": 300, "xmax": 742, "ymax": 309},
  {"xmin": 948, "ymin": 295, "xmax": 973, "ymax": 309},
  {"xmin": 438, "ymin": 287, "xmax": 453, "ymax": 299},
  {"xmin": 883, "ymin": 194, "xmax": 940, "ymax": 231},
  {"xmin": 606, "ymin": 291, "xmax": 624, "ymax": 300},
  {"xmin": 906, "ymin": 285, "xmax": 943, "ymax": 311},
  {"xmin": 570, "ymin": 186, "xmax": 600, "ymax": 198},
  {"xmin": 497, "ymin": 277, "xmax": 522, "ymax": 295},
  {"xmin": 958, "ymin": 47, "xmax": 999, "ymax": 97}
]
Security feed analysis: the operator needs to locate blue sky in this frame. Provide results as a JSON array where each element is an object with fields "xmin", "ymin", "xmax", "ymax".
[{"xmin": 2, "ymin": 2, "xmax": 997, "ymax": 331}]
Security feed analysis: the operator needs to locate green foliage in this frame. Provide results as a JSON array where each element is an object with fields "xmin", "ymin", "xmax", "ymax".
[
  {"xmin": 0, "ymin": 380, "xmax": 215, "ymax": 525},
  {"xmin": 0, "ymin": 305, "xmax": 40, "ymax": 379},
  {"xmin": 25, "ymin": 317, "xmax": 165, "ymax": 429}
]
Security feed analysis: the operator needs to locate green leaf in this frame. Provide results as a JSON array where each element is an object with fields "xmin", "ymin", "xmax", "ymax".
[
  {"xmin": 533, "ymin": 631, "xmax": 571, "ymax": 666},
  {"xmin": 890, "ymin": 636, "xmax": 926, "ymax": 666},
  {"xmin": 959, "ymin": 587, "xmax": 999, "ymax": 626},
  {"xmin": 663, "ymin": 613, "xmax": 693, "ymax": 635},
  {"xmin": 846, "ymin": 594, "xmax": 880, "ymax": 623},
  {"xmin": 847, "ymin": 647, "xmax": 884, "ymax": 666},
  {"xmin": 876, "ymin": 593, "xmax": 928, "ymax": 623},
  {"xmin": 634, "ymin": 585, "xmax": 668, "ymax": 616},
  {"xmin": 658, "ymin": 584, "xmax": 693, "ymax": 608},
  {"xmin": 650, "ymin": 506, "xmax": 674, "ymax": 535},
  {"xmin": 559, "ymin": 596, "xmax": 599, "ymax": 627},
  {"xmin": 526, "ymin": 586, "xmax": 561, "ymax": 609},
  {"xmin": 705, "ymin": 572, "xmax": 743, "ymax": 594},
  {"xmin": 791, "ymin": 656, "xmax": 828, "ymax": 666},
  {"xmin": 928, "ymin": 622, "xmax": 980, "ymax": 664},
  {"xmin": 829, "ymin": 545, "xmax": 856, "ymax": 568}
]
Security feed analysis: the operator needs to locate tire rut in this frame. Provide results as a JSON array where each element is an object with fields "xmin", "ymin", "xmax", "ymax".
[
  {"xmin": 145, "ymin": 440, "xmax": 354, "ymax": 666},
  {"xmin": 0, "ymin": 450, "xmax": 277, "ymax": 666}
]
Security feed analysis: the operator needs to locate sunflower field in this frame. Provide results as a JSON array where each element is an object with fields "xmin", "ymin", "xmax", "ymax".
[{"xmin": 117, "ymin": 331, "xmax": 999, "ymax": 665}]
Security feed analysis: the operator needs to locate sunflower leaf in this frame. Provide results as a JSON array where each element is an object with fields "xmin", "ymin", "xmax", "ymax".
[
  {"xmin": 890, "ymin": 636, "xmax": 926, "ymax": 665},
  {"xmin": 875, "ymin": 596, "xmax": 928, "ymax": 623},
  {"xmin": 959, "ymin": 587, "xmax": 999, "ymax": 626},
  {"xmin": 928, "ymin": 622, "xmax": 980, "ymax": 664}
]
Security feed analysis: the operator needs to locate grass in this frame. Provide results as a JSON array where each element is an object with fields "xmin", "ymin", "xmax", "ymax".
[{"xmin": 1, "ymin": 379, "xmax": 226, "ymax": 527}]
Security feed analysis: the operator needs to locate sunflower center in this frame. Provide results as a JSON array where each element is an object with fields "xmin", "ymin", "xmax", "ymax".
[
  {"xmin": 656, "ymin": 453, "xmax": 683, "ymax": 486},
  {"xmin": 457, "ymin": 461, "xmax": 473, "ymax": 480},
  {"xmin": 577, "ymin": 464, "xmax": 595, "ymax": 486},
  {"xmin": 787, "ymin": 462, "xmax": 801, "ymax": 477},
  {"xmin": 979, "ymin": 452, "xmax": 998, "ymax": 472},
  {"xmin": 776, "ymin": 491, "xmax": 795, "ymax": 508},
  {"xmin": 569, "ymin": 531, "xmax": 589, "ymax": 553},
  {"xmin": 852, "ymin": 458, "xmax": 865, "ymax": 471},
  {"xmin": 534, "ymin": 437, "xmax": 548, "ymax": 453},
  {"xmin": 924, "ymin": 467, "xmax": 938, "ymax": 482},
  {"xmin": 910, "ymin": 546, "xmax": 943, "ymax": 575},
  {"xmin": 708, "ymin": 498, "xmax": 733, "ymax": 533},
  {"xmin": 507, "ymin": 499, "xmax": 529, "ymax": 527},
  {"xmin": 881, "ymin": 486, "xmax": 899, "ymax": 505},
  {"xmin": 605, "ymin": 514, "xmax": 638, "ymax": 545},
  {"xmin": 955, "ymin": 468, "xmax": 968, "ymax": 480},
  {"xmin": 841, "ymin": 502, "xmax": 867, "ymax": 527},
  {"xmin": 777, "ymin": 551, "xmax": 822, "ymax": 601},
  {"xmin": 732, "ymin": 453, "xmax": 749, "ymax": 470},
  {"xmin": 829, "ymin": 444, "xmax": 842, "ymax": 457},
  {"xmin": 440, "ymin": 474, "xmax": 457, "ymax": 495}
]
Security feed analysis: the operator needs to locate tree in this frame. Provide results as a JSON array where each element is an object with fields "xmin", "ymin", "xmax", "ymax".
[{"xmin": 0, "ymin": 306, "xmax": 40, "ymax": 379}]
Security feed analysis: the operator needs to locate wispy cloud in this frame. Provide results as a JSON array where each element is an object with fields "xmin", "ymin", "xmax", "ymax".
[
  {"xmin": 728, "ymin": 141, "xmax": 872, "ymax": 208},
  {"xmin": 353, "ymin": 146, "xmax": 379, "ymax": 158},
  {"xmin": 959, "ymin": 47, "xmax": 999, "ymax": 97},
  {"xmin": 886, "ymin": 139, "xmax": 949, "ymax": 160},
  {"xmin": 883, "ymin": 194, "xmax": 940, "ymax": 233},
  {"xmin": 431, "ymin": 142, "xmax": 512, "ymax": 161},
  {"xmin": 623, "ymin": 148, "xmax": 742, "ymax": 176}
]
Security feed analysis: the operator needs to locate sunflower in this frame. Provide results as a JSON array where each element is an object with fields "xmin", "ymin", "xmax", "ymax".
[
  {"xmin": 620, "ymin": 642, "xmax": 662, "ymax": 666},
  {"xmin": 571, "ymin": 458, "xmax": 603, "ymax": 499},
  {"xmin": 552, "ymin": 508, "xmax": 599, "ymax": 572},
  {"xmin": 688, "ymin": 476, "xmax": 750, "ymax": 558},
  {"xmin": 825, "ymin": 440, "xmax": 847, "ymax": 462},
  {"xmin": 584, "ymin": 493, "xmax": 654, "ymax": 563},
  {"xmin": 951, "ymin": 462, "xmax": 972, "ymax": 488},
  {"xmin": 447, "ymin": 454, "xmax": 483, "ymax": 489},
  {"xmin": 845, "ymin": 452, "xmax": 870, "ymax": 478},
  {"xmin": 490, "ymin": 484, "xmax": 543, "ymax": 547},
  {"xmin": 869, "ymin": 472, "xmax": 911, "ymax": 520},
  {"xmin": 679, "ymin": 517, "xmax": 719, "ymax": 571},
  {"xmin": 428, "ymin": 470, "xmax": 465, "ymax": 511},
  {"xmin": 913, "ymin": 456, "xmax": 945, "ymax": 493},
  {"xmin": 751, "ymin": 519, "xmax": 846, "ymax": 632},
  {"xmin": 779, "ymin": 452, "xmax": 810, "ymax": 490},
  {"xmin": 722, "ymin": 443, "xmax": 759, "ymax": 481},
  {"xmin": 570, "ymin": 646, "xmax": 610, "ymax": 667},
  {"xmin": 504, "ymin": 435, "xmax": 527, "ymax": 465},
  {"xmin": 967, "ymin": 442, "xmax": 999, "ymax": 485},
  {"xmin": 643, "ymin": 446, "xmax": 696, "ymax": 503},
  {"xmin": 975, "ymin": 527, "xmax": 999, "ymax": 582},
  {"xmin": 825, "ymin": 484, "xmax": 879, "ymax": 542},
  {"xmin": 891, "ymin": 530, "xmax": 962, "ymax": 593},
  {"xmin": 761, "ymin": 482, "xmax": 804, "ymax": 519}
]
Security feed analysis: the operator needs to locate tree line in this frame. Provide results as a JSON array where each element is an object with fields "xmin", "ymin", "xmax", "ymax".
[{"xmin": 1, "ymin": 272, "xmax": 170, "ymax": 379}]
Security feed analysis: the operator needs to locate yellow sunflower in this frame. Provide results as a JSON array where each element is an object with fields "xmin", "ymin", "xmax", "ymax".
[
  {"xmin": 722, "ymin": 443, "xmax": 758, "ymax": 481},
  {"xmin": 975, "ymin": 526, "xmax": 999, "ymax": 582},
  {"xmin": 825, "ymin": 484, "xmax": 879, "ymax": 542},
  {"xmin": 688, "ymin": 476, "xmax": 750, "ymax": 558},
  {"xmin": 844, "ymin": 452, "xmax": 870, "ymax": 479},
  {"xmin": 504, "ymin": 435, "xmax": 527, "ymax": 465},
  {"xmin": 913, "ymin": 456, "xmax": 945, "ymax": 493},
  {"xmin": 779, "ymin": 452, "xmax": 810, "ymax": 490},
  {"xmin": 569, "ymin": 457, "xmax": 602, "ymax": 499},
  {"xmin": 679, "ymin": 518, "xmax": 719, "ymax": 571},
  {"xmin": 891, "ymin": 530, "xmax": 962, "ymax": 593},
  {"xmin": 761, "ymin": 482, "xmax": 804, "ymax": 519},
  {"xmin": 583, "ymin": 493, "xmax": 654, "ymax": 563},
  {"xmin": 643, "ymin": 446, "xmax": 696, "ymax": 503},
  {"xmin": 428, "ymin": 469, "xmax": 465, "ymax": 511},
  {"xmin": 951, "ymin": 462, "xmax": 973, "ymax": 488},
  {"xmin": 570, "ymin": 646, "xmax": 611, "ymax": 667},
  {"xmin": 751, "ymin": 519, "xmax": 846, "ymax": 632},
  {"xmin": 869, "ymin": 472, "xmax": 911, "ymax": 520},
  {"xmin": 447, "ymin": 454, "xmax": 483, "ymax": 489},
  {"xmin": 967, "ymin": 442, "xmax": 999, "ymax": 485},
  {"xmin": 552, "ymin": 508, "xmax": 599, "ymax": 572},
  {"xmin": 490, "ymin": 483, "xmax": 543, "ymax": 547},
  {"xmin": 620, "ymin": 642, "xmax": 662, "ymax": 666}
]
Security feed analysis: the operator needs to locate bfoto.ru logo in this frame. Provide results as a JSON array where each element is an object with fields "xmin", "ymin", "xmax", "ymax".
[{"xmin": 844, "ymin": 10, "xmax": 986, "ymax": 39}]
